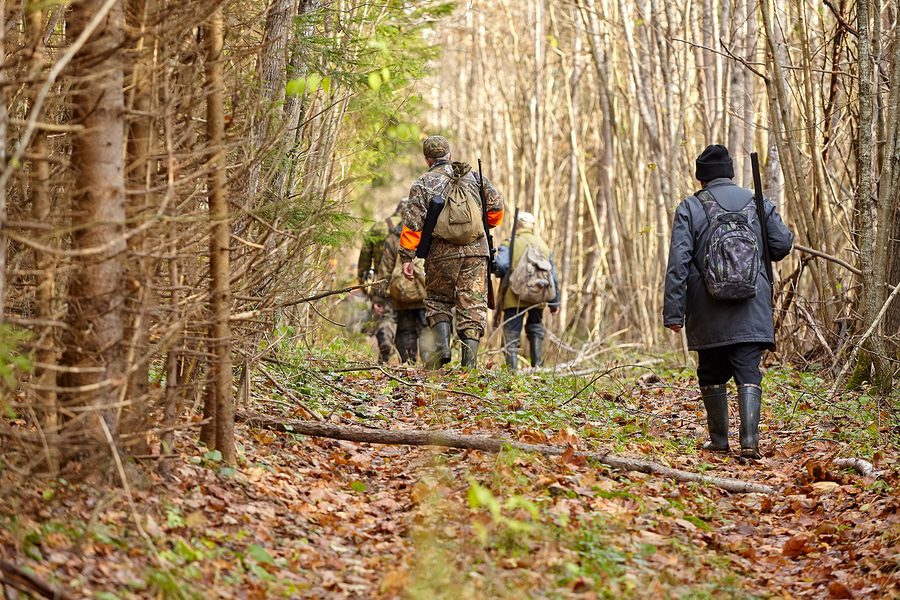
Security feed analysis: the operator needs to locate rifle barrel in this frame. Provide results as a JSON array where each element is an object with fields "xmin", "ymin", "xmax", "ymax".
[
  {"xmin": 477, "ymin": 158, "xmax": 496, "ymax": 310},
  {"xmin": 750, "ymin": 152, "xmax": 774, "ymax": 287}
]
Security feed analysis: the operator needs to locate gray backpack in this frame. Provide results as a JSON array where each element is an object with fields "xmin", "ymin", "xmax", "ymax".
[{"xmin": 697, "ymin": 189, "xmax": 760, "ymax": 301}]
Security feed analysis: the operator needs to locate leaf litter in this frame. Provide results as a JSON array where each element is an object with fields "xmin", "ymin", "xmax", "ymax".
[{"xmin": 0, "ymin": 363, "xmax": 898, "ymax": 598}]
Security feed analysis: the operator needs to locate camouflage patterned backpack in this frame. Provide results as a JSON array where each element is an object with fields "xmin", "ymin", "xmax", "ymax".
[{"xmin": 697, "ymin": 189, "xmax": 760, "ymax": 301}]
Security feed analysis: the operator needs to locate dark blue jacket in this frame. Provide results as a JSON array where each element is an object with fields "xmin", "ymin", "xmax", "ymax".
[{"xmin": 663, "ymin": 178, "xmax": 794, "ymax": 350}]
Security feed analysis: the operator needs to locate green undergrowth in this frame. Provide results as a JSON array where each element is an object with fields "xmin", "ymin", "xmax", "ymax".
[
  {"xmin": 254, "ymin": 338, "xmax": 898, "ymax": 597},
  {"xmin": 404, "ymin": 450, "xmax": 748, "ymax": 599}
]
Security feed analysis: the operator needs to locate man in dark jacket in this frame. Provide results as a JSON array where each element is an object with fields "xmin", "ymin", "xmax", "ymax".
[{"xmin": 663, "ymin": 144, "xmax": 793, "ymax": 459}]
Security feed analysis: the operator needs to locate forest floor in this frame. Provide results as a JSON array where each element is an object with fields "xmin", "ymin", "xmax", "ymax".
[{"xmin": 1, "ymin": 343, "xmax": 899, "ymax": 599}]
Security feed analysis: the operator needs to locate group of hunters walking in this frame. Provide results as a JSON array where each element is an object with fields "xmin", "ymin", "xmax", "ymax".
[{"xmin": 358, "ymin": 136, "xmax": 794, "ymax": 459}]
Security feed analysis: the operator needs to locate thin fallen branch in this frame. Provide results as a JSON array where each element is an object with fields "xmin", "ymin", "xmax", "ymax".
[
  {"xmin": 374, "ymin": 366, "xmax": 498, "ymax": 405},
  {"xmin": 793, "ymin": 243, "xmax": 862, "ymax": 276},
  {"xmin": 0, "ymin": 559, "xmax": 72, "ymax": 600},
  {"xmin": 242, "ymin": 415, "xmax": 776, "ymax": 495},
  {"xmin": 833, "ymin": 457, "xmax": 880, "ymax": 478},
  {"xmin": 230, "ymin": 279, "xmax": 386, "ymax": 321},
  {"xmin": 256, "ymin": 363, "xmax": 322, "ymax": 421}
]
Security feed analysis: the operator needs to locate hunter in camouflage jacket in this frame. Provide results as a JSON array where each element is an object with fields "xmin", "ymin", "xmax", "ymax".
[
  {"xmin": 398, "ymin": 160, "xmax": 503, "ymax": 264},
  {"xmin": 398, "ymin": 157, "xmax": 504, "ymax": 340}
]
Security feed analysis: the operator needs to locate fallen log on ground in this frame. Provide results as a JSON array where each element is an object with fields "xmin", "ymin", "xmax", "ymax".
[
  {"xmin": 242, "ymin": 414, "xmax": 776, "ymax": 495},
  {"xmin": 833, "ymin": 457, "xmax": 880, "ymax": 478},
  {"xmin": 0, "ymin": 559, "xmax": 72, "ymax": 600}
]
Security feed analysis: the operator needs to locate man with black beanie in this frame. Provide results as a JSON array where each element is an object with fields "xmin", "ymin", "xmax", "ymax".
[{"xmin": 663, "ymin": 144, "xmax": 793, "ymax": 459}]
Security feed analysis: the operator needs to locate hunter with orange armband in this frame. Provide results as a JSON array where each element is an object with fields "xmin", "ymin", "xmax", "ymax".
[{"xmin": 398, "ymin": 135, "xmax": 505, "ymax": 368}]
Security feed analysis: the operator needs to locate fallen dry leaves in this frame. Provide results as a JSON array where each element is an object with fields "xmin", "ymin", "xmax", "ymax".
[{"xmin": 0, "ymin": 365, "xmax": 897, "ymax": 598}]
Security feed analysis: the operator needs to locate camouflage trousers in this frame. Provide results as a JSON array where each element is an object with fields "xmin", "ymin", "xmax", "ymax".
[{"xmin": 424, "ymin": 256, "xmax": 488, "ymax": 339}]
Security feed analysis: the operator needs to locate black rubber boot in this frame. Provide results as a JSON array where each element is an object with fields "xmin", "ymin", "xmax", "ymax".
[
  {"xmin": 397, "ymin": 330, "xmax": 417, "ymax": 363},
  {"xmin": 427, "ymin": 322, "xmax": 452, "ymax": 370},
  {"xmin": 505, "ymin": 346, "xmax": 518, "ymax": 370},
  {"xmin": 460, "ymin": 337, "xmax": 479, "ymax": 368},
  {"xmin": 700, "ymin": 384, "xmax": 729, "ymax": 452},
  {"xmin": 528, "ymin": 335, "xmax": 544, "ymax": 368},
  {"xmin": 375, "ymin": 331, "xmax": 393, "ymax": 364},
  {"xmin": 738, "ymin": 384, "xmax": 762, "ymax": 459},
  {"xmin": 503, "ymin": 327, "xmax": 519, "ymax": 371}
]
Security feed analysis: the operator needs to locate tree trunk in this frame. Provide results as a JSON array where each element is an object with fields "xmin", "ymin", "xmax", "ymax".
[
  {"xmin": 0, "ymin": 0, "xmax": 7, "ymax": 323},
  {"xmin": 122, "ymin": 0, "xmax": 154, "ymax": 452},
  {"xmin": 60, "ymin": 0, "xmax": 127, "ymax": 455},
  {"xmin": 27, "ymin": 7, "xmax": 60, "ymax": 473},
  {"xmin": 203, "ymin": 7, "xmax": 236, "ymax": 465},
  {"xmin": 849, "ymin": 0, "xmax": 889, "ymax": 389}
]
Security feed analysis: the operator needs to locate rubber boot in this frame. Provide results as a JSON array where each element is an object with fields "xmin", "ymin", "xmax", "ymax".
[
  {"xmin": 397, "ymin": 330, "xmax": 416, "ymax": 363},
  {"xmin": 460, "ymin": 337, "xmax": 479, "ymax": 368},
  {"xmin": 503, "ymin": 327, "xmax": 520, "ymax": 371},
  {"xmin": 375, "ymin": 331, "xmax": 393, "ymax": 364},
  {"xmin": 700, "ymin": 384, "xmax": 729, "ymax": 452},
  {"xmin": 528, "ymin": 335, "xmax": 544, "ymax": 368},
  {"xmin": 505, "ymin": 342, "xmax": 519, "ymax": 371},
  {"xmin": 426, "ymin": 321, "xmax": 452, "ymax": 370},
  {"xmin": 738, "ymin": 384, "xmax": 762, "ymax": 459}
]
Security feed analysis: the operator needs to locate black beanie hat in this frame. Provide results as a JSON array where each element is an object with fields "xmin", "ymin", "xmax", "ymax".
[{"xmin": 695, "ymin": 144, "xmax": 734, "ymax": 182}]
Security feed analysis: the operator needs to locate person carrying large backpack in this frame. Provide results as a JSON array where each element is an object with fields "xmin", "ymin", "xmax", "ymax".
[
  {"xmin": 357, "ymin": 200, "xmax": 404, "ymax": 363},
  {"xmin": 397, "ymin": 135, "xmax": 505, "ymax": 368},
  {"xmin": 381, "ymin": 203, "xmax": 427, "ymax": 363},
  {"xmin": 663, "ymin": 144, "xmax": 793, "ymax": 459},
  {"xmin": 494, "ymin": 211, "xmax": 559, "ymax": 370}
]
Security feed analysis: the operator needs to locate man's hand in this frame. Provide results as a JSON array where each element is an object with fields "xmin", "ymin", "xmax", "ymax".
[
  {"xmin": 666, "ymin": 324, "xmax": 682, "ymax": 332},
  {"xmin": 373, "ymin": 303, "xmax": 384, "ymax": 317},
  {"xmin": 402, "ymin": 261, "xmax": 415, "ymax": 280},
  {"xmin": 549, "ymin": 305, "xmax": 559, "ymax": 314}
]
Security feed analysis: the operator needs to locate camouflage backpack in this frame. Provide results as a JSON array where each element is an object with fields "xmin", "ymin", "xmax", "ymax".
[
  {"xmin": 697, "ymin": 189, "xmax": 760, "ymax": 301},
  {"xmin": 432, "ymin": 165, "xmax": 484, "ymax": 245},
  {"xmin": 509, "ymin": 244, "xmax": 556, "ymax": 305}
]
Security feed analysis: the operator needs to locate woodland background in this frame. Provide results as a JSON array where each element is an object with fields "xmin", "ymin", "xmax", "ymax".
[
  {"xmin": 0, "ymin": 0, "xmax": 897, "ymax": 479},
  {"xmin": 0, "ymin": 0, "xmax": 898, "ymax": 597}
]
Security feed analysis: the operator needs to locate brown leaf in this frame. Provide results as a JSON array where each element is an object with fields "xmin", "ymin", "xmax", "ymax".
[
  {"xmin": 558, "ymin": 446, "xmax": 576, "ymax": 465},
  {"xmin": 781, "ymin": 441, "xmax": 804, "ymax": 458},
  {"xmin": 782, "ymin": 534, "xmax": 812, "ymax": 558},
  {"xmin": 811, "ymin": 481, "xmax": 841, "ymax": 494},
  {"xmin": 380, "ymin": 568, "xmax": 409, "ymax": 594},
  {"xmin": 805, "ymin": 460, "xmax": 835, "ymax": 482},
  {"xmin": 551, "ymin": 427, "xmax": 580, "ymax": 447},
  {"xmin": 827, "ymin": 581, "xmax": 854, "ymax": 599}
]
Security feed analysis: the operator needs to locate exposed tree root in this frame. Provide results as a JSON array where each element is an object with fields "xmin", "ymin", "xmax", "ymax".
[{"xmin": 242, "ymin": 414, "xmax": 777, "ymax": 495}]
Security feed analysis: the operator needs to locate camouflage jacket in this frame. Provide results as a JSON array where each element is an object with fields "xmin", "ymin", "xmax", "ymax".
[
  {"xmin": 398, "ymin": 161, "xmax": 504, "ymax": 263},
  {"xmin": 357, "ymin": 213, "xmax": 401, "ymax": 285}
]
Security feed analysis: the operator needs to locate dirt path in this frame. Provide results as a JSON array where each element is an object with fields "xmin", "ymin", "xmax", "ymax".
[{"xmin": 1, "ymin": 366, "xmax": 898, "ymax": 598}]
